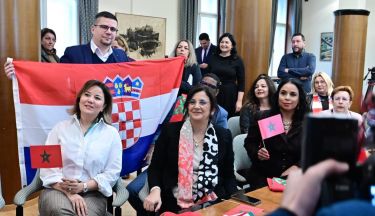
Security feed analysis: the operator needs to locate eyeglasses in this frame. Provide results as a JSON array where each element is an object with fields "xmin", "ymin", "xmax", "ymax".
[
  {"xmin": 200, "ymin": 81, "xmax": 218, "ymax": 89},
  {"xmin": 94, "ymin": 24, "xmax": 118, "ymax": 32},
  {"xmin": 188, "ymin": 99, "xmax": 210, "ymax": 106}
]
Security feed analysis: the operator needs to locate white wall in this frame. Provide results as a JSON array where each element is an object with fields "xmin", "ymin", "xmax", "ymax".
[
  {"xmin": 364, "ymin": 0, "xmax": 375, "ymax": 83},
  {"xmin": 302, "ymin": 0, "xmax": 339, "ymax": 76},
  {"xmin": 99, "ymin": 0, "xmax": 179, "ymax": 55},
  {"xmin": 302, "ymin": 0, "xmax": 375, "ymax": 95}
]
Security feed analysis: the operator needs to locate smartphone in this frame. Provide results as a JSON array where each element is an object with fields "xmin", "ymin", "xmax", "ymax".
[
  {"xmin": 301, "ymin": 114, "xmax": 359, "ymax": 207},
  {"xmin": 301, "ymin": 114, "xmax": 359, "ymax": 170},
  {"xmin": 231, "ymin": 193, "xmax": 261, "ymax": 206}
]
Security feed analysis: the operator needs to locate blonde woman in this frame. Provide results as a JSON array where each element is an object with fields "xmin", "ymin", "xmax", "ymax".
[
  {"xmin": 307, "ymin": 72, "xmax": 334, "ymax": 113},
  {"xmin": 170, "ymin": 39, "xmax": 202, "ymax": 95}
]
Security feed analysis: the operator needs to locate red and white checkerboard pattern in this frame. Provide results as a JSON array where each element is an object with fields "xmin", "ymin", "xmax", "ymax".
[{"xmin": 112, "ymin": 100, "xmax": 142, "ymax": 149}]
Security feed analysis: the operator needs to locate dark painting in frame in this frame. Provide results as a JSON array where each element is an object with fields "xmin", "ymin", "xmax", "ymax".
[{"xmin": 116, "ymin": 13, "xmax": 166, "ymax": 60}]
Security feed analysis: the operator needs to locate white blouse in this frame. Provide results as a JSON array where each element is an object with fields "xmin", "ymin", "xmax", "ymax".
[
  {"xmin": 320, "ymin": 109, "xmax": 363, "ymax": 126},
  {"xmin": 40, "ymin": 115, "xmax": 122, "ymax": 197}
]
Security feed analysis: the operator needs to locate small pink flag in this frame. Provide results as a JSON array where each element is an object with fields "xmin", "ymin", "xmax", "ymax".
[{"xmin": 257, "ymin": 114, "xmax": 285, "ymax": 140}]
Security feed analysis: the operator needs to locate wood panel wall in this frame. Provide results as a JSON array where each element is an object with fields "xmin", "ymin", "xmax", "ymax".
[
  {"xmin": 0, "ymin": 0, "xmax": 40, "ymax": 204},
  {"xmin": 225, "ymin": 0, "xmax": 272, "ymax": 100},
  {"xmin": 332, "ymin": 10, "xmax": 370, "ymax": 113}
]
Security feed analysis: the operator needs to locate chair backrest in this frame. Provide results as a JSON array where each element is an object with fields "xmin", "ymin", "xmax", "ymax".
[
  {"xmin": 233, "ymin": 134, "xmax": 252, "ymax": 172},
  {"xmin": 228, "ymin": 116, "xmax": 241, "ymax": 139}
]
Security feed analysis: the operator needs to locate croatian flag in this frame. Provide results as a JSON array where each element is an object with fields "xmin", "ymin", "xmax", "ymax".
[
  {"xmin": 257, "ymin": 114, "xmax": 285, "ymax": 140},
  {"xmin": 12, "ymin": 57, "xmax": 184, "ymax": 186}
]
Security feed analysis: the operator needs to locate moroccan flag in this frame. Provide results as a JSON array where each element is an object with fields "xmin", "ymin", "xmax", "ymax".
[
  {"xmin": 257, "ymin": 114, "xmax": 284, "ymax": 140},
  {"xmin": 12, "ymin": 57, "xmax": 184, "ymax": 185},
  {"xmin": 30, "ymin": 145, "xmax": 62, "ymax": 168},
  {"xmin": 267, "ymin": 177, "xmax": 286, "ymax": 192},
  {"xmin": 169, "ymin": 94, "xmax": 187, "ymax": 123}
]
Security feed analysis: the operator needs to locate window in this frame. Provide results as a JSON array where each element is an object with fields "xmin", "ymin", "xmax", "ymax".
[
  {"xmin": 269, "ymin": 0, "xmax": 287, "ymax": 77},
  {"xmin": 40, "ymin": 0, "xmax": 79, "ymax": 57},
  {"xmin": 196, "ymin": 0, "xmax": 218, "ymax": 47}
]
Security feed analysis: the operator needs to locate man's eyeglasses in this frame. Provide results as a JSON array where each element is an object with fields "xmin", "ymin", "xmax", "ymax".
[
  {"xmin": 200, "ymin": 81, "xmax": 218, "ymax": 89},
  {"xmin": 94, "ymin": 24, "xmax": 118, "ymax": 33}
]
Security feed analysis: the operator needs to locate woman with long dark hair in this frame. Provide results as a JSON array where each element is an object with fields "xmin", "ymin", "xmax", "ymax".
[
  {"xmin": 243, "ymin": 78, "xmax": 308, "ymax": 190},
  {"xmin": 240, "ymin": 74, "xmax": 276, "ymax": 133}
]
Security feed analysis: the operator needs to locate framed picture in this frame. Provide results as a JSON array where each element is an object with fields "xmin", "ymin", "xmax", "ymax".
[
  {"xmin": 116, "ymin": 13, "xmax": 166, "ymax": 60},
  {"xmin": 320, "ymin": 32, "xmax": 333, "ymax": 61}
]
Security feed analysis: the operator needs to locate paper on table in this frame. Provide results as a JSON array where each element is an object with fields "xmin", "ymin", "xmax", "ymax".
[{"xmin": 223, "ymin": 204, "xmax": 263, "ymax": 216}]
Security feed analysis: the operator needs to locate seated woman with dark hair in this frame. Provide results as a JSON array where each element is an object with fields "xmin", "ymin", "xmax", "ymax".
[
  {"xmin": 243, "ymin": 78, "xmax": 308, "ymax": 190},
  {"xmin": 143, "ymin": 85, "xmax": 237, "ymax": 214},
  {"xmin": 240, "ymin": 74, "xmax": 276, "ymax": 134},
  {"xmin": 39, "ymin": 80, "xmax": 122, "ymax": 216}
]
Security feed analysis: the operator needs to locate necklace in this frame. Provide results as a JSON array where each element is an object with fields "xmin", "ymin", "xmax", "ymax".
[
  {"xmin": 193, "ymin": 137, "xmax": 204, "ymax": 147},
  {"xmin": 282, "ymin": 120, "xmax": 292, "ymax": 131}
]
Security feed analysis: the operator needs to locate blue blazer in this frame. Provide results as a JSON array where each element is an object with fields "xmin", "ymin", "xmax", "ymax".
[{"xmin": 60, "ymin": 43, "xmax": 130, "ymax": 63}]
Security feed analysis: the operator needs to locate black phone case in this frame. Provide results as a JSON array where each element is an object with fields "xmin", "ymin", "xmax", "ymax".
[
  {"xmin": 231, "ymin": 193, "xmax": 261, "ymax": 206},
  {"xmin": 301, "ymin": 114, "xmax": 359, "ymax": 207}
]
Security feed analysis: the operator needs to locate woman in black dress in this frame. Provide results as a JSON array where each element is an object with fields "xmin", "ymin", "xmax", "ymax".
[{"xmin": 207, "ymin": 33, "xmax": 245, "ymax": 118}]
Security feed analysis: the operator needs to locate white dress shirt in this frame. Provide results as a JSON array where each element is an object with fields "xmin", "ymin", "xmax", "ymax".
[
  {"xmin": 40, "ymin": 115, "xmax": 122, "ymax": 197},
  {"xmin": 201, "ymin": 43, "xmax": 212, "ymax": 62},
  {"xmin": 90, "ymin": 40, "xmax": 113, "ymax": 62}
]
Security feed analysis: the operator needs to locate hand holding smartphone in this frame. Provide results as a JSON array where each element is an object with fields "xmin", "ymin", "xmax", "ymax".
[{"xmin": 231, "ymin": 193, "xmax": 261, "ymax": 206}]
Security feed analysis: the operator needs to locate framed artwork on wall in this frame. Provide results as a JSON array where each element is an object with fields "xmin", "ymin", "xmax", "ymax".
[
  {"xmin": 320, "ymin": 32, "xmax": 333, "ymax": 61},
  {"xmin": 116, "ymin": 13, "xmax": 166, "ymax": 60}
]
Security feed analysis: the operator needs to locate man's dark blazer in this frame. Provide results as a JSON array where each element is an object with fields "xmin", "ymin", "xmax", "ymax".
[
  {"xmin": 60, "ymin": 43, "xmax": 129, "ymax": 63},
  {"xmin": 195, "ymin": 44, "xmax": 217, "ymax": 75},
  {"xmin": 147, "ymin": 121, "xmax": 237, "ymax": 213}
]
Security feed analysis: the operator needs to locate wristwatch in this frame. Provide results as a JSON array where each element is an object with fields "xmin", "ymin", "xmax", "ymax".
[{"xmin": 83, "ymin": 182, "xmax": 88, "ymax": 193}]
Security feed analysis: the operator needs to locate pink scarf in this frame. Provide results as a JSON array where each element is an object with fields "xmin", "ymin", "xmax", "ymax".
[{"xmin": 177, "ymin": 118, "xmax": 218, "ymax": 208}]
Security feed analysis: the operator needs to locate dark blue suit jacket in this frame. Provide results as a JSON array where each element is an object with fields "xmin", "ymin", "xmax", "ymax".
[
  {"xmin": 60, "ymin": 43, "xmax": 130, "ymax": 63},
  {"xmin": 195, "ymin": 44, "xmax": 217, "ymax": 75}
]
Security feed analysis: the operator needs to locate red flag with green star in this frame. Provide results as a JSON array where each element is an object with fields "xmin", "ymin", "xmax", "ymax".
[
  {"xmin": 257, "ymin": 114, "xmax": 285, "ymax": 140},
  {"xmin": 30, "ymin": 145, "xmax": 62, "ymax": 168}
]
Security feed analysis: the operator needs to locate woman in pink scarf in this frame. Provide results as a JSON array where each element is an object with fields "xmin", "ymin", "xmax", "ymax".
[{"xmin": 143, "ymin": 85, "xmax": 237, "ymax": 214}]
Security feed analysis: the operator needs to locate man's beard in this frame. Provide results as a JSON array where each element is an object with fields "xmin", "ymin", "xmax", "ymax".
[{"xmin": 292, "ymin": 47, "xmax": 303, "ymax": 54}]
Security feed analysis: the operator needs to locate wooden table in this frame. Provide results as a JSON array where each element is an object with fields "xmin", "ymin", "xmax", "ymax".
[{"xmin": 197, "ymin": 187, "xmax": 283, "ymax": 215}]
